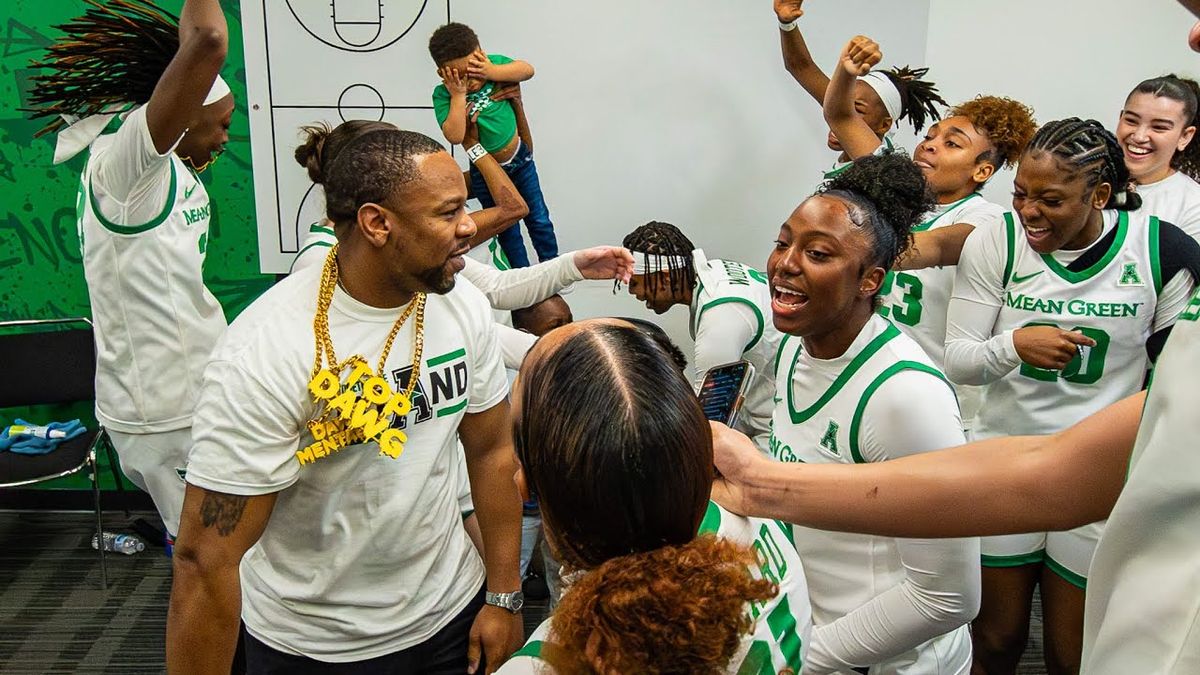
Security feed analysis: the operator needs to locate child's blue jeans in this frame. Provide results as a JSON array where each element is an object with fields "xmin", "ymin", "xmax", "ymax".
[{"xmin": 468, "ymin": 141, "xmax": 558, "ymax": 268}]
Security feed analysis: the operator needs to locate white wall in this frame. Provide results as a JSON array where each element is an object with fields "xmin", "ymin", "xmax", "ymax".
[
  {"xmin": 925, "ymin": 0, "xmax": 1200, "ymax": 206},
  {"xmin": 458, "ymin": 0, "xmax": 930, "ymax": 352}
]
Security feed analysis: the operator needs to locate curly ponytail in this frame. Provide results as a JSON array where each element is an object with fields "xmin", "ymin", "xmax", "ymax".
[{"xmin": 542, "ymin": 536, "xmax": 778, "ymax": 675}]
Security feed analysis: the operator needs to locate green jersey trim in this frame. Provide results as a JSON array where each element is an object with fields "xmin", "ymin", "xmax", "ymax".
[
  {"xmin": 310, "ymin": 222, "xmax": 336, "ymax": 238},
  {"xmin": 88, "ymin": 159, "xmax": 178, "ymax": 235},
  {"xmin": 1002, "ymin": 212, "xmax": 1017, "ymax": 287},
  {"xmin": 1045, "ymin": 554, "xmax": 1088, "ymax": 589},
  {"xmin": 1149, "ymin": 216, "xmax": 1163, "ymax": 295},
  {"xmin": 848, "ymin": 360, "xmax": 952, "ymax": 464},
  {"xmin": 912, "ymin": 193, "xmax": 981, "ymax": 233},
  {"xmin": 981, "ymin": 551, "xmax": 1045, "ymax": 567},
  {"xmin": 289, "ymin": 241, "xmax": 333, "ymax": 273},
  {"xmin": 428, "ymin": 347, "xmax": 467, "ymax": 368},
  {"xmin": 697, "ymin": 297, "xmax": 766, "ymax": 353},
  {"xmin": 512, "ymin": 640, "xmax": 544, "ymax": 658},
  {"xmin": 489, "ymin": 238, "xmax": 511, "ymax": 271},
  {"xmin": 786, "ymin": 322, "xmax": 901, "ymax": 424},
  {"xmin": 1038, "ymin": 210, "xmax": 1129, "ymax": 284},
  {"xmin": 823, "ymin": 137, "xmax": 894, "ymax": 180},
  {"xmin": 698, "ymin": 500, "xmax": 722, "ymax": 535},
  {"xmin": 774, "ymin": 335, "xmax": 792, "ymax": 381}
]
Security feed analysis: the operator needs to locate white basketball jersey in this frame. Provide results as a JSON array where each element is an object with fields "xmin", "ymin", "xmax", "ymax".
[
  {"xmin": 1135, "ymin": 170, "xmax": 1200, "ymax": 243},
  {"xmin": 690, "ymin": 252, "xmax": 784, "ymax": 445},
  {"xmin": 1082, "ymin": 287, "xmax": 1200, "ymax": 673},
  {"xmin": 499, "ymin": 501, "xmax": 812, "ymax": 674},
  {"xmin": 880, "ymin": 193, "xmax": 1005, "ymax": 367},
  {"xmin": 768, "ymin": 315, "xmax": 970, "ymax": 673},
  {"xmin": 974, "ymin": 211, "xmax": 1164, "ymax": 439},
  {"xmin": 79, "ymin": 123, "xmax": 226, "ymax": 433}
]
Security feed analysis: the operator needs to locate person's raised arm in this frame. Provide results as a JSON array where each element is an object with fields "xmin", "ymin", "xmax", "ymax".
[
  {"xmin": 167, "ymin": 486, "xmax": 277, "ymax": 674},
  {"xmin": 823, "ymin": 35, "xmax": 884, "ymax": 160},
  {"xmin": 468, "ymin": 49, "xmax": 534, "ymax": 83},
  {"xmin": 461, "ymin": 247, "xmax": 632, "ymax": 310},
  {"xmin": 774, "ymin": 0, "xmax": 830, "ymax": 103},
  {"xmin": 896, "ymin": 223, "xmax": 975, "ymax": 271},
  {"xmin": 462, "ymin": 111, "xmax": 528, "ymax": 246},
  {"xmin": 711, "ymin": 389, "xmax": 1144, "ymax": 539},
  {"xmin": 146, "ymin": 0, "xmax": 228, "ymax": 153},
  {"xmin": 459, "ymin": 401, "xmax": 526, "ymax": 674}
]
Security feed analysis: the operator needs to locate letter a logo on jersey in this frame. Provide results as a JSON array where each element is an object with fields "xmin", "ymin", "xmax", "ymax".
[
  {"xmin": 1118, "ymin": 262, "xmax": 1143, "ymax": 287},
  {"xmin": 819, "ymin": 420, "xmax": 840, "ymax": 455}
]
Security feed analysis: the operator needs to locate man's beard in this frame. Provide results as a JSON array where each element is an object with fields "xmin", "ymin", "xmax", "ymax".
[{"xmin": 417, "ymin": 261, "xmax": 456, "ymax": 295}]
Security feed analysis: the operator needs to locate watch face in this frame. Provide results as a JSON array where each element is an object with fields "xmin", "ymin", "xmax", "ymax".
[{"xmin": 511, "ymin": 595, "xmax": 524, "ymax": 612}]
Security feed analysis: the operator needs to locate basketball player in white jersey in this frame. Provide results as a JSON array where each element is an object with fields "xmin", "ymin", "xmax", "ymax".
[
  {"xmin": 1118, "ymin": 74, "xmax": 1200, "ymax": 241},
  {"xmin": 944, "ymin": 117, "xmax": 1200, "ymax": 674},
  {"xmin": 711, "ymin": 9, "xmax": 1200, "ymax": 672},
  {"xmin": 28, "ymin": 0, "xmax": 233, "ymax": 548},
  {"xmin": 499, "ymin": 319, "xmax": 811, "ymax": 674},
  {"xmin": 768, "ymin": 152, "xmax": 979, "ymax": 674},
  {"xmin": 621, "ymin": 222, "xmax": 782, "ymax": 452}
]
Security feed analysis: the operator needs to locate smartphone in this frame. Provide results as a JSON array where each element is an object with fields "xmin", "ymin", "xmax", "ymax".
[{"xmin": 697, "ymin": 360, "xmax": 755, "ymax": 427}]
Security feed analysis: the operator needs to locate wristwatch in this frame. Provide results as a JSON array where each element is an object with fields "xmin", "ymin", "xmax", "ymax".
[
  {"xmin": 485, "ymin": 590, "xmax": 525, "ymax": 613},
  {"xmin": 466, "ymin": 143, "xmax": 488, "ymax": 164}
]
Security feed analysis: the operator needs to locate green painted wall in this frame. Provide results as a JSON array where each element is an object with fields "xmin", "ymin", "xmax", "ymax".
[{"xmin": 1, "ymin": 0, "xmax": 272, "ymax": 490}]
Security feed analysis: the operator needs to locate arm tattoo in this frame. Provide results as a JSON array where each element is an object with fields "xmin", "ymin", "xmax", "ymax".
[{"xmin": 199, "ymin": 492, "xmax": 249, "ymax": 537}]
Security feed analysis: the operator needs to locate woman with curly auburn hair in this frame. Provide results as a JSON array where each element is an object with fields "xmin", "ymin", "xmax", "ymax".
[
  {"xmin": 765, "ymin": 152, "xmax": 980, "ymax": 674},
  {"xmin": 499, "ymin": 319, "xmax": 812, "ymax": 674}
]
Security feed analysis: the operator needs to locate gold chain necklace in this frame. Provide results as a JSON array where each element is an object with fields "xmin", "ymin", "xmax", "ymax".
[{"xmin": 299, "ymin": 244, "xmax": 427, "ymax": 465}]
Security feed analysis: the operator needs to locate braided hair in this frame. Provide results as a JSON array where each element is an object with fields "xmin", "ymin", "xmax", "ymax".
[
  {"xmin": 1130, "ymin": 74, "xmax": 1200, "ymax": 182},
  {"xmin": 621, "ymin": 221, "xmax": 697, "ymax": 299},
  {"xmin": 877, "ymin": 66, "xmax": 948, "ymax": 133},
  {"xmin": 1026, "ymin": 118, "xmax": 1142, "ymax": 211},
  {"xmin": 26, "ymin": 0, "xmax": 180, "ymax": 137}
]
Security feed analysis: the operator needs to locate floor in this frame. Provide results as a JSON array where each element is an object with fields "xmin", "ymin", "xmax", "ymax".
[{"xmin": 0, "ymin": 510, "xmax": 1049, "ymax": 673}]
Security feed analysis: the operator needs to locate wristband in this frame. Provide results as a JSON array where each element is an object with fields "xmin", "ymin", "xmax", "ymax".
[
  {"xmin": 466, "ymin": 143, "xmax": 488, "ymax": 163},
  {"xmin": 778, "ymin": 17, "xmax": 800, "ymax": 31}
]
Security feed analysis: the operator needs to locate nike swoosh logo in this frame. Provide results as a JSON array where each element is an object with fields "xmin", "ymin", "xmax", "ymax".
[
  {"xmin": 184, "ymin": 183, "xmax": 197, "ymax": 199},
  {"xmin": 773, "ymin": 396, "xmax": 783, "ymax": 404},
  {"xmin": 1011, "ymin": 270, "xmax": 1044, "ymax": 285}
]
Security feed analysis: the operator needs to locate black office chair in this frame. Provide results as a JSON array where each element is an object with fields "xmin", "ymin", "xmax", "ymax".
[{"xmin": 0, "ymin": 318, "xmax": 126, "ymax": 589}]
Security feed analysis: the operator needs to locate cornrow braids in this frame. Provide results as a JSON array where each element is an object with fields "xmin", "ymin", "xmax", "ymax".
[
  {"xmin": 26, "ymin": 0, "xmax": 179, "ymax": 137},
  {"xmin": 1131, "ymin": 74, "xmax": 1200, "ymax": 181},
  {"xmin": 621, "ymin": 221, "xmax": 697, "ymax": 299},
  {"xmin": 879, "ymin": 66, "xmax": 948, "ymax": 133},
  {"xmin": 1027, "ymin": 118, "xmax": 1142, "ymax": 211}
]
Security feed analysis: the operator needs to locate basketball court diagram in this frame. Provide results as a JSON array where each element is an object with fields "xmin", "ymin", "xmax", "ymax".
[{"xmin": 243, "ymin": 0, "xmax": 452, "ymax": 273}]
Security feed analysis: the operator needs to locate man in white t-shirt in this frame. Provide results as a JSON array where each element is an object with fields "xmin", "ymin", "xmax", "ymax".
[
  {"xmin": 29, "ymin": 0, "xmax": 234, "ymax": 547},
  {"xmin": 167, "ymin": 128, "xmax": 525, "ymax": 674}
]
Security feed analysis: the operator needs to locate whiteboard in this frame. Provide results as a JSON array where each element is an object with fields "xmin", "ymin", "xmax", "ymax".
[{"xmin": 243, "ymin": 0, "xmax": 452, "ymax": 273}]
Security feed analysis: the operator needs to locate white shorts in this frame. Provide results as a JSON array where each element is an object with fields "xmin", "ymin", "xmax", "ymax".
[
  {"xmin": 107, "ymin": 427, "xmax": 191, "ymax": 537},
  {"xmin": 980, "ymin": 519, "xmax": 1106, "ymax": 589}
]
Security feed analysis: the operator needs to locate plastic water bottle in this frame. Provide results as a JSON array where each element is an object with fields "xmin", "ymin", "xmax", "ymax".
[{"xmin": 91, "ymin": 532, "xmax": 145, "ymax": 555}]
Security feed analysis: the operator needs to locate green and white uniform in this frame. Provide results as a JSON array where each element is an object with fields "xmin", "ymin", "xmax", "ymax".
[
  {"xmin": 77, "ymin": 104, "xmax": 226, "ymax": 535},
  {"xmin": 690, "ymin": 250, "xmax": 783, "ymax": 451},
  {"xmin": 1082, "ymin": 287, "xmax": 1200, "ymax": 672},
  {"xmin": 1136, "ymin": 170, "xmax": 1200, "ymax": 242},
  {"xmin": 946, "ymin": 210, "xmax": 1197, "ymax": 584},
  {"xmin": 770, "ymin": 315, "xmax": 977, "ymax": 674},
  {"xmin": 879, "ymin": 193, "xmax": 1005, "ymax": 367},
  {"xmin": 497, "ymin": 501, "xmax": 812, "ymax": 674}
]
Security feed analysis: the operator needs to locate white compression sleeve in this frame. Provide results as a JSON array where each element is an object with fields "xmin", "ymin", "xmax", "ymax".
[
  {"xmin": 460, "ymin": 255, "xmax": 582, "ymax": 311},
  {"xmin": 804, "ymin": 370, "xmax": 980, "ymax": 673}
]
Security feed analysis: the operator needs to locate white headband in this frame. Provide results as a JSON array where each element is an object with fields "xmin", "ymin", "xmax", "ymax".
[
  {"xmin": 630, "ymin": 251, "xmax": 692, "ymax": 276},
  {"xmin": 859, "ymin": 71, "xmax": 902, "ymax": 126},
  {"xmin": 52, "ymin": 75, "xmax": 230, "ymax": 164},
  {"xmin": 204, "ymin": 74, "xmax": 230, "ymax": 106}
]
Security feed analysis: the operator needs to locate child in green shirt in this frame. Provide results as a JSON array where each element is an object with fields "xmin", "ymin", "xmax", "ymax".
[{"xmin": 430, "ymin": 22, "xmax": 557, "ymax": 268}]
